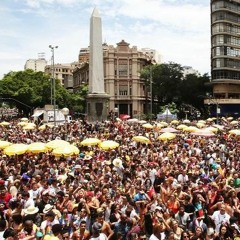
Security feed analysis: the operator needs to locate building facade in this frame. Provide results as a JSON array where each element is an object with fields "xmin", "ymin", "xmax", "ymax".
[
  {"xmin": 24, "ymin": 58, "xmax": 47, "ymax": 72},
  {"xmin": 73, "ymin": 40, "xmax": 157, "ymax": 117},
  {"xmin": 45, "ymin": 62, "xmax": 79, "ymax": 90},
  {"xmin": 210, "ymin": 0, "xmax": 240, "ymax": 115}
]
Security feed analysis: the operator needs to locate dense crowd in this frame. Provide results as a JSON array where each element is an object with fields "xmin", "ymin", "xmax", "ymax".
[{"xmin": 0, "ymin": 117, "xmax": 239, "ymax": 240}]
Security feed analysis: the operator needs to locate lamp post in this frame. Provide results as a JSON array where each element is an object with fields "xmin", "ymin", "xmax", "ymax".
[
  {"xmin": 150, "ymin": 67, "xmax": 153, "ymax": 122},
  {"xmin": 49, "ymin": 45, "xmax": 58, "ymax": 126},
  {"xmin": 61, "ymin": 107, "xmax": 69, "ymax": 140}
]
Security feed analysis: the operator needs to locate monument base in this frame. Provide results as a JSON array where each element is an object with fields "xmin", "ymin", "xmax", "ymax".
[{"xmin": 86, "ymin": 93, "xmax": 110, "ymax": 122}]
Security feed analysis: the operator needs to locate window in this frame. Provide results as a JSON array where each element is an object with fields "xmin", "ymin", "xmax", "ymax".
[
  {"xmin": 119, "ymin": 85, "xmax": 128, "ymax": 95},
  {"xmin": 118, "ymin": 59, "xmax": 128, "ymax": 76}
]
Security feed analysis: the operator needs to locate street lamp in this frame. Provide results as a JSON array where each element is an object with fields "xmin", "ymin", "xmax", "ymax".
[
  {"xmin": 150, "ymin": 67, "xmax": 153, "ymax": 121},
  {"xmin": 49, "ymin": 45, "xmax": 58, "ymax": 126},
  {"xmin": 61, "ymin": 107, "xmax": 69, "ymax": 140}
]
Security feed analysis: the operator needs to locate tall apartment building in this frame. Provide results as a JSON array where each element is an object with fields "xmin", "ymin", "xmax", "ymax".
[
  {"xmin": 210, "ymin": 0, "xmax": 240, "ymax": 115},
  {"xmin": 45, "ymin": 62, "xmax": 79, "ymax": 90},
  {"xmin": 73, "ymin": 40, "xmax": 158, "ymax": 117},
  {"xmin": 24, "ymin": 58, "xmax": 47, "ymax": 72}
]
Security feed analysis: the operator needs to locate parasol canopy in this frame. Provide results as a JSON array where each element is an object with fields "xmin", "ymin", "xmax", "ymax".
[
  {"xmin": 0, "ymin": 141, "xmax": 12, "ymax": 149},
  {"xmin": 52, "ymin": 145, "xmax": 79, "ymax": 157},
  {"xmin": 23, "ymin": 123, "xmax": 36, "ymax": 130},
  {"xmin": 183, "ymin": 126, "xmax": 199, "ymax": 132},
  {"xmin": 142, "ymin": 123, "xmax": 154, "ymax": 129},
  {"xmin": 158, "ymin": 132, "xmax": 176, "ymax": 141},
  {"xmin": 20, "ymin": 118, "xmax": 29, "ymax": 122},
  {"xmin": 4, "ymin": 143, "xmax": 28, "ymax": 156},
  {"xmin": 0, "ymin": 121, "xmax": 10, "ymax": 126},
  {"xmin": 27, "ymin": 142, "xmax": 47, "ymax": 154},
  {"xmin": 132, "ymin": 136, "xmax": 151, "ymax": 144},
  {"xmin": 99, "ymin": 140, "xmax": 119, "ymax": 150},
  {"xmin": 191, "ymin": 129, "xmax": 215, "ymax": 137},
  {"xmin": 46, "ymin": 139, "xmax": 70, "ymax": 150},
  {"xmin": 160, "ymin": 127, "xmax": 178, "ymax": 133},
  {"xmin": 80, "ymin": 138, "xmax": 101, "ymax": 146}
]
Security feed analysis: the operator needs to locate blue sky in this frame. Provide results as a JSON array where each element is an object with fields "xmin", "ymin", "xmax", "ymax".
[{"xmin": 0, "ymin": 0, "xmax": 210, "ymax": 79}]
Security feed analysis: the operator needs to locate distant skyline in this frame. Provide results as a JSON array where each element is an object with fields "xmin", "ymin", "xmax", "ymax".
[{"xmin": 0, "ymin": 0, "xmax": 210, "ymax": 79}]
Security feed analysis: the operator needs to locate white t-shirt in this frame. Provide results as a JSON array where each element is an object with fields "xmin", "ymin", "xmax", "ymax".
[
  {"xmin": 212, "ymin": 210, "xmax": 230, "ymax": 233},
  {"xmin": 90, "ymin": 233, "xmax": 108, "ymax": 240}
]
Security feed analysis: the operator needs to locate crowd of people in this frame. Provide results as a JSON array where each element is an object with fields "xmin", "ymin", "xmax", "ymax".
[{"xmin": 0, "ymin": 116, "xmax": 239, "ymax": 240}]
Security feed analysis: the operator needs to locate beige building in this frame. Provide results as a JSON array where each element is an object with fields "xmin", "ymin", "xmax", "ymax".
[
  {"xmin": 45, "ymin": 62, "xmax": 79, "ymax": 90},
  {"xmin": 24, "ymin": 58, "xmax": 47, "ymax": 72},
  {"xmin": 73, "ymin": 40, "xmax": 158, "ymax": 117}
]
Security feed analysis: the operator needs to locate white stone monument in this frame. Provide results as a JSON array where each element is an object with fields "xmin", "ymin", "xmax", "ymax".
[{"xmin": 87, "ymin": 7, "xmax": 110, "ymax": 122}]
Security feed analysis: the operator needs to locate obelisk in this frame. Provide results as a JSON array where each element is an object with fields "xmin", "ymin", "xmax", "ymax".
[{"xmin": 86, "ymin": 7, "xmax": 110, "ymax": 122}]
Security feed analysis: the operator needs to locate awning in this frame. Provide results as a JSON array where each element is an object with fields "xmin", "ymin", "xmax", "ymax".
[{"xmin": 32, "ymin": 110, "xmax": 44, "ymax": 117}]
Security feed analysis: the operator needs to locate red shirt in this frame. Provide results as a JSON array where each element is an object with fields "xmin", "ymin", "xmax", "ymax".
[{"xmin": 0, "ymin": 192, "xmax": 12, "ymax": 207}]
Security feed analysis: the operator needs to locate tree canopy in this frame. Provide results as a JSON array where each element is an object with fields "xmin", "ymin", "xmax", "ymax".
[
  {"xmin": 140, "ymin": 62, "xmax": 211, "ymax": 119},
  {"xmin": 0, "ymin": 69, "xmax": 87, "ymax": 115}
]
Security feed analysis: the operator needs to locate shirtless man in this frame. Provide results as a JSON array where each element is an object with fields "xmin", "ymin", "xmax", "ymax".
[{"xmin": 96, "ymin": 211, "xmax": 114, "ymax": 239}]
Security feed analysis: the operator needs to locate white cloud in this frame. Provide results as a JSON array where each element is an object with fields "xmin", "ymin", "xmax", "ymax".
[{"xmin": 0, "ymin": 0, "xmax": 211, "ymax": 79}]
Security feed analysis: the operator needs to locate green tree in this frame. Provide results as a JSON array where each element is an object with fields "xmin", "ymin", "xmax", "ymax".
[
  {"xmin": 141, "ymin": 62, "xmax": 211, "ymax": 117},
  {"xmin": 0, "ymin": 69, "xmax": 87, "ymax": 116}
]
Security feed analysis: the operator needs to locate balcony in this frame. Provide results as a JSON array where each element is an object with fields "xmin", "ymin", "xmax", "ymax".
[{"xmin": 114, "ymin": 95, "xmax": 132, "ymax": 100}]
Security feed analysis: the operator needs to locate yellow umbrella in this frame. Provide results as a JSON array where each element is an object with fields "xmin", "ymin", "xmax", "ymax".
[
  {"xmin": 23, "ymin": 123, "xmax": 36, "ymax": 130},
  {"xmin": 20, "ymin": 118, "xmax": 29, "ymax": 122},
  {"xmin": 142, "ymin": 123, "xmax": 154, "ymax": 129},
  {"xmin": 196, "ymin": 122, "xmax": 205, "ymax": 128},
  {"xmin": 132, "ymin": 136, "xmax": 151, "ymax": 144},
  {"xmin": 183, "ymin": 126, "xmax": 199, "ymax": 132},
  {"xmin": 27, "ymin": 142, "xmax": 47, "ymax": 154},
  {"xmin": 183, "ymin": 119, "xmax": 191, "ymax": 124},
  {"xmin": 206, "ymin": 118, "xmax": 213, "ymax": 122},
  {"xmin": 159, "ymin": 121, "xmax": 168, "ymax": 127},
  {"xmin": 156, "ymin": 123, "xmax": 165, "ymax": 129},
  {"xmin": 170, "ymin": 120, "xmax": 179, "ymax": 125},
  {"xmin": 39, "ymin": 124, "xmax": 47, "ymax": 130},
  {"xmin": 198, "ymin": 120, "xmax": 206, "ymax": 124},
  {"xmin": 17, "ymin": 121, "xmax": 27, "ymax": 126},
  {"xmin": 229, "ymin": 129, "xmax": 240, "ymax": 134},
  {"xmin": 4, "ymin": 143, "xmax": 28, "ymax": 156},
  {"xmin": 99, "ymin": 140, "xmax": 119, "ymax": 150},
  {"xmin": 80, "ymin": 138, "xmax": 101, "ymax": 146},
  {"xmin": 158, "ymin": 132, "xmax": 176, "ymax": 141},
  {"xmin": 230, "ymin": 120, "xmax": 238, "ymax": 125},
  {"xmin": 52, "ymin": 145, "xmax": 79, "ymax": 157},
  {"xmin": 46, "ymin": 139, "xmax": 70, "ymax": 150},
  {"xmin": 0, "ymin": 121, "xmax": 10, "ymax": 126},
  {"xmin": 0, "ymin": 141, "xmax": 12, "ymax": 149},
  {"xmin": 205, "ymin": 126, "xmax": 218, "ymax": 133},
  {"xmin": 213, "ymin": 124, "xmax": 224, "ymax": 130},
  {"xmin": 176, "ymin": 124, "xmax": 187, "ymax": 130}
]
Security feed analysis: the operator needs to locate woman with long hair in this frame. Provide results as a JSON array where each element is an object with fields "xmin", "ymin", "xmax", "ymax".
[
  {"xmin": 191, "ymin": 226, "xmax": 205, "ymax": 240},
  {"xmin": 215, "ymin": 224, "xmax": 231, "ymax": 240}
]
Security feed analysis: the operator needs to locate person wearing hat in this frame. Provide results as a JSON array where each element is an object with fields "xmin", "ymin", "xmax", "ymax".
[
  {"xmin": 22, "ymin": 205, "xmax": 39, "ymax": 216},
  {"xmin": 43, "ymin": 204, "xmax": 61, "ymax": 220},
  {"xmin": 40, "ymin": 211, "xmax": 59, "ymax": 236}
]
